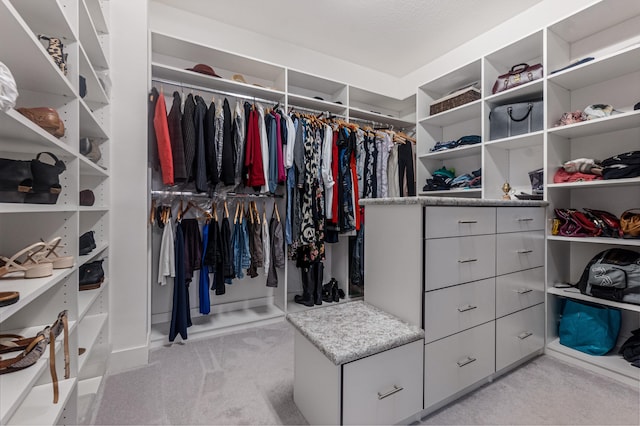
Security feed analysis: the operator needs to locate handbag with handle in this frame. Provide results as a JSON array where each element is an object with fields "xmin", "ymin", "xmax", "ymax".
[
  {"xmin": 559, "ymin": 299, "xmax": 621, "ymax": 355},
  {"xmin": 621, "ymin": 209, "xmax": 640, "ymax": 238},
  {"xmin": 0, "ymin": 158, "xmax": 33, "ymax": 203},
  {"xmin": 489, "ymin": 99, "xmax": 543, "ymax": 140},
  {"xmin": 492, "ymin": 63, "xmax": 543, "ymax": 94},
  {"xmin": 25, "ymin": 152, "xmax": 66, "ymax": 204}
]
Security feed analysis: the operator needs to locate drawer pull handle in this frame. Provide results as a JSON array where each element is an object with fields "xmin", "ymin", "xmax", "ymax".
[
  {"xmin": 517, "ymin": 218, "xmax": 534, "ymax": 222},
  {"xmin": 457, "ymin": 356, "xmax": 477, "ymax": 368},
  {"xmin": 517, "ymin": 249, "xmax": 533, "ymax": 254},
  {"xmin": 518, "ymin": 331, "xmax": 533, "ymax": 340},
  {"xmin": 377, "ymin": 385, "xmax": 404, "ymax": 400},
  {"xmin": 458, "ymin": 220, "xmax": 478, "ymax": 224},
  {"xmin": 458, "ymin": 258, "xmax": 478, "ymax": 263},
  {"xmin": 457, "ymin": 304, "xmax": 478, "ymax": 312},
  {"xmin": 516, "ymin": 288, "xmax": 533, "ymax": 294}
]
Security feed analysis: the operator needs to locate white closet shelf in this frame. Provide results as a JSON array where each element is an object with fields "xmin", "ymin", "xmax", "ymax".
[
  {"xmin": 0, "ymin": 109, "xmax": 77, "ymax": 157},
  {"xmin": 79, "ymin": 0, "xmax": 108, "ymax": 70},
  {"xmin": 288, "ymin": 94, "xmax": 347, "ymax": 115},
  {"xmin": 418, "ymin": 188, "xmax": 482, "ymax": 197},
  {"xmin": 0, "ymin": 1, "xmax": 75, "ymax": 97},
  {"xmin": 78, "ymin": 279, "xmax": 108, "ymax": 321},
  {"xmin": 419, "ymin": 99, "xmax": 481, "ymax": 127},
  {"xmin": 0, "ymin": 204, "xmax": 76, "ymax": 214},
  {"xmin": 547, "ymin": 287, "xmax": 640, "ymax": 313},
  {"xmin": 9, "ymin": 0, "xmax": 76, "ymax": 42},
  {"xmin": 152, "ymin": 63, "xmax": 286, "ymax": 103},
  {"xmin": 79, "ymin": 155, "xmax": 109, "ymax": 177},
  {"xmin": 547, "ymin": 235, "xmax": 640, "ymax": 247},
  {"xmin": 483, "ymin": 79, "xmax": 543, "ymax": 104},
  {"xmin": 79, "ymin": 99, "xmax": 109, "ymax": 140},
  {"xmin": 77, "ymin": 376, "xmax": 103, "ymax": 424},
  {"xmin": 78, "ymin": 241, "xmax": 108, "ymax": 265},
  {"xmin": 288, "ymin": 69, "xmax": 346, "ymax": 95},
  {"xmin": 0, "ymin": 268, "xmax": 75, "ymax": 323},
  {"xmin": 84, "ymin": 0, "xmax": 109, "ymax": 35},
  {"xmin": 419, "ymin": 144, "xmax": 481, "ymax": 161},
  {"xmin": 546, "ymin": 338, "xmax": 640, "ymax": 381},
  {"xmin": 79, "ymin": 44, "xmax": 110, "ymax": 107},
  {"xmin": 78, "ymin": 206, "xmax": 108, "ymax": 212},
  {"xmin": 485, "ymin": 130, "xmax": 543, "ymax": 150},
  {"xmin": 78, "ymin": 313, "xmax": 108, "ymax": 374},
  {"xmin": 0, "ymin": 328, "xmax": 71, "ymax": 425},
  {"xmin": 7, "ymin": 378, "xmax": 76, "ymax": 426},
  {"xmin": 348, "ymin": 107, "xmax": 414, "ymax": 129},
  {"xmin": 547, "ymin": 177, "xmax": 640, "ymax": 190},
  {"xmin": 548, "ymin": 44, "xmax": 640, "ymax": 91},
  {"xmin": 548, "ymin": 110, "xmax": 640, "ymax": 139},
  {"xmin": 149, "ymin": 304, "xmax": 285, "ymax": 347}
]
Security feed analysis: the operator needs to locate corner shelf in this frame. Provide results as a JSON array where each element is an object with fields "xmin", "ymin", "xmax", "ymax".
[
  {"xmin": 288, "ymin": 93, "xmax": 347, "ymax": 115},
  {"xmin": 79, "ymin": 0, "xmax": 108, "ymax": 70},
  {"xmin": 419, "ymin": 100, "xmax": 481, "ymax": 127},
  {"xmin": 78, "ymin": 313, "xmax": 108, "ymax": 374},
  {"xmin": 348, "ymin": 106, "xmax": 415, "ymax": 129},
  {"xmin": 546, "ymin": 177, "xmax": 640, "ymax": 190},
  {"xmin": 7, "ymin": 378, "xmax": 76, "ymax": 426},
  {"xmin": 0, "ymin": 110, "xmax": 76, "ymax": 157},
  {"xmin": 78, "ymin": 241, "xmax": 109, "ymax": 264},
  {"xmin": 547, "ymin": 110, "xmax": 640, "ymax": 139},
  {"xmin": 79, "ymin": 99, "xmax": 109, "ymax": 140},
  {"xmin": 547, "ymin": 235, "xmax": 640, "ymax": 247}
]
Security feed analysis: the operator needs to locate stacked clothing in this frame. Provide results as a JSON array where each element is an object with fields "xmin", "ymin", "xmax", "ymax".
[
  {"xmin": 422, "ymin": 167, "xmax": 482, "ymax": 192},
  {"xmin": 429, "ymin": 135, "xmax": 481, "ymax": 152}
]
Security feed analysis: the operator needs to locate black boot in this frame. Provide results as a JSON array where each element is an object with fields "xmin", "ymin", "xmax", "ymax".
[
  {"xmin": 294, "ymin": 266, "xmax": 314, "ymax": 307},
  {"xmin": 322, "ymin": 282, "xmax": 334, "ymax": 303},
  {"xmin": 313, "ymin": 262, "xmax": 324, "ymax": 306}
]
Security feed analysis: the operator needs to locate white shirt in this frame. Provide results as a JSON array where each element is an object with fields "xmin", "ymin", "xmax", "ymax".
[
  {"xmin": 158, "ymin": 220, "xmax": 175, "ymax": 285},
  {"xmin": 322, "ymin": 124, "xmax": 335, "ymax": 220}
]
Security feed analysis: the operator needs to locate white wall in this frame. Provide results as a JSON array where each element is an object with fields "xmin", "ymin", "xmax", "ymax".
[{"xmin": 109, "ymin": 0, "xmax": 150, "ymax": 372}]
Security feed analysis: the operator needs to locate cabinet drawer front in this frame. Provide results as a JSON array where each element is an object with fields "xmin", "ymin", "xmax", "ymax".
[
  {"xmin": 343, "ymin": 340, "xmax": 423, "ymax": 425},
  {"xmin": 424, "ymin": 207, "xmax": 496, "ymax": 238},
  {"xmin": 425, "ymin": 234, "xmax": 496, "ymax": 290},
  {"xmin": 497, "ymin": 207, "xmax": 545, "ymax": 233},
  {"xmin": 425, "ymin": 278, "xmax": 496, "ymax": 343},
  {"xmin": 496, "ymin": 303, "xmax": 544, "ymax": 371},
  {"xmin": 424, "ymin": 322, "xmax": 495, "ymax": 409},
  {"xmin": 496, "ymin": 267, "xmax": 545, "ymax": 318},
  {"xmin": 496, "ymin": 231, "xmax": 544, "ymax": 276}
]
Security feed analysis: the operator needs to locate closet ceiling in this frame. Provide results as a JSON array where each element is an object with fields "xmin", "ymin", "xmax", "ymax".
[{"xmin": 153, "ymin": 0, "xmax": 543, "ymax": 77}]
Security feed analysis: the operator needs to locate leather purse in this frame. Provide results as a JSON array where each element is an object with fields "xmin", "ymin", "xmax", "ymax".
[
  {"xmin": 17, "ymin": 107, "xmax": 65, "ymax": 138},
  {"xmin": 0, "ymin": 158, "xmax": 33, "ymax": 203},
  {"xmin": 26, "ymin": 152, "xmax": 66, "ymax": 204},
  {"xmin": 489, "ymin": 99, "xmax": 543, "ymax": 140},
  {"xmin": 620, "ymin": 209, "xmax": 640, "ymax": 238},
  {"xmin": 492, "ymin": 63, "xmax": 543, "ymax": 94}
]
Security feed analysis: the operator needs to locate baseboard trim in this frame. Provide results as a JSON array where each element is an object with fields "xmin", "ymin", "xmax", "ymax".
[{"xmin": 107, "ymin": 344, "xmax": 149, "ymax": 374}]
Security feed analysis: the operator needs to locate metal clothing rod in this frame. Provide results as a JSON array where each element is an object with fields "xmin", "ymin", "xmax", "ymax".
[
  {"xmin": 289, "ymin": 104, "xmax": 346, "ymax": 118},
  {"xmin": 349, "ymin": 116, "xmax": 392, "ymax": 129},
  {"xmin": 151, "ymin": 190, "xmax": 283, "ymax": 199},
  {"xmin": 151, "ymin": 77, "xmax": 281, "ymax": 105}
]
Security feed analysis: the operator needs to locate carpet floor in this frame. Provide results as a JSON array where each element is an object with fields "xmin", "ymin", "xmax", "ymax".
[{"xmin": 91, "ymin": 321, "xmax": 639, "ymax": 425}]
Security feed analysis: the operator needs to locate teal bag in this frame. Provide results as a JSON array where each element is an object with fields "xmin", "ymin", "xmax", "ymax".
[{"xmin": 558, "ymin": 299, "xmax": 621, "ymax": 355}]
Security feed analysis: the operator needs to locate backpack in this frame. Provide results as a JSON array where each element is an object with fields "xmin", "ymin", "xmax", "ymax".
[
  {"xmin": 576, "ymin": 248, "xmax": 640, "ymax": 305},
  {"xmin": 601, "ymin": 151, "xmax": 640, "ymax": 180}
]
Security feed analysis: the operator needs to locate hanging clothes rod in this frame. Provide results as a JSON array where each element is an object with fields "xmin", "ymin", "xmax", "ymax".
[
  {"xmin": 151, "ymin": 77, "xmax": 282, "ymax": 105},
  {"xmin": 151, "ymin": 190, "xmax": 283, "ymax": 199},
  {"xmin": 289, "ymin": 104, "xmax": 346, "ymax": 118},
  {"xmin": 349, "ymin": 116, "xmax": 393, "ymax": 129}
]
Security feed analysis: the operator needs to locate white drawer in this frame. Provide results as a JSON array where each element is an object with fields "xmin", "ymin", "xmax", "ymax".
[
  {"xmin": 496, "ymin": 303, "xmax": 544, "ymax": 371},
  {"xmin": 425, "ymin": 278, "xmax": 495, "ymax": 343},
  {"xmin": 343, "ymin": 340, "xmax": 423, "ymax": 425},
  {"xmin": 424, "ymin": 207, "xmax": 496, "ymax": 238},
  {"xmin": 424, "ymin": 322, "xmax": 495, "ymax": 409},
  {"xmin": 497, "ymin": 207, "xmax": 545, "ymax": 233},
  {"xmin": 496, "ymin": 267, "xmax": 545, "ymax": 318},
  {"xmin": 425, "ymin": 234, "xmax": 496, "ymax": 290},
  {"xmin": 496, "ymin": 231, "xmax": 544, "ymax": 276}
]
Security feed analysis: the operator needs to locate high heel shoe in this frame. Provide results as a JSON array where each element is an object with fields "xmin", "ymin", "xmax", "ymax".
[{"xmin": 0, "ymin": 242, "xmax": 54, "ymax": 279}]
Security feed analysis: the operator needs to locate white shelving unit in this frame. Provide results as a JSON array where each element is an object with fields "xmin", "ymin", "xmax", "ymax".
[
  {"xmin": 414, "ymin": 0, "xmax": 640, "ymax": 386},
  {"xmin": 0, "ymin": 0, "xmax": 111, "ymax": 423}
]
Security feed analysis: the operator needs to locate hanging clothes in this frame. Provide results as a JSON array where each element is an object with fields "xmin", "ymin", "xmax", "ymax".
[
  {"xmin": 194, "ymin": 96, "xmax": 208, "ymax": 192},
  {"xmin": 321, "ymin": 123, "xmax": 334, "ymax": 220},
  {"xmin": 232, "ymin": 218, "xmax": 250, "ymax": 279},
  {"xmin": 204, "ymin": 100, "xmax": 218, "ymax": 186},
  {"xmin": 245, "ymin": 212, "xmax": 259, "ymax": 278},
  {"xmin": 169, "ymin": 221, "xmax": 190, "ymax": 342},
  {"xmin": 266, "ymin": 215, "xmax": 283, "ymax": 288},
  {"xmin": 167, "ymin": 91, "xmax": 187, "ymax": 182},
  {"xmin": 387, "ymin": 143, "xmax": 400, "ymax": 198},
  {"xmin": 204, "ymin": 216, "xmax": 225, "ymax": 295},
  {"xmin": 198, "ymin": 222, "xmax": 211, "ymax": 315},
  {"xmin": 262, "ymin": 212, "xmax": 271, "ymax": 276},
  {"xmin": 292, "ymin": 118, "xmax": 305, "ymax": 243},
  {"xmin": 274, "ymin": 111, "xmax": 286, "ymax": 184},
  {"xmin": 148, "ymin": 88, "xmax": 160, "ymax": 171},
  {"xmin": 233, "ymin": 100, "xmax": 246, "ymax": 186},
  {"xmin": 257, "ymin": 104, "xmax": 270, "ymax": 193},
  {"xmin": 221, "ymin": 215, "xmax": 234, "ymax": 283},
  {"xmin": 245, "ymin": 108, "xmax": 266, "ymax": 188},
  {"xmin": 182, "ymin": 94, "xmax": 197, "ymax": 183},
  {"xmin": 221, "ymin": 99, "xmax": 235, "ymax": 185},
  {"xmin": 153, "ymin": 88, "xmax": 174, "ymax": 185},
  {"xmin": 157, "ymin": 218, "xmax": 175, "ymax": 286},
  {"xmin": 338, "ymin": 128, "xmax": 355, "ymax": 232},
  {"xmin": 355, "ymin": 128, "xmax": 365, "ymax": 199},
  {"xmin": 181, "ymin": 218, "xmax": 202, "ymax": 285},
  {"xmin": 398, "ymin": 141, "xmax": 415, "ymax": 196},
  {"xmin": 265, "ymin": 113, "xmax": 278, "ymax": 193},
  {"xmin": 214, "ymin": 99, "xmax": 224, "ymax": 183},
  {"xmin": 330, "ymin": 128, "xmax": 340, "ymax": 224}
]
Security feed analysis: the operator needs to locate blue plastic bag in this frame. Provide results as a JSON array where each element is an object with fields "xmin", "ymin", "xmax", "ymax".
[{"xmin": 558, "ymin": 299, "xmax": 621, "ymax": 355}]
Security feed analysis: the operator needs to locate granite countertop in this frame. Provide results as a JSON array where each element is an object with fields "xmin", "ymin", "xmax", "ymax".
[
  {"xmin": 359, "ymin": 196, "xmax": 548, "ymax": 207},
  {"xmin": 287, "ymin": 301, "xmax": 424, "ymax": 365}
]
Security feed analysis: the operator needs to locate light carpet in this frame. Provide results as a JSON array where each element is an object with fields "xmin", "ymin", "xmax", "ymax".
[{"xmin": 91, "ymin": 321, "xmax": 639, "ymax": 425}]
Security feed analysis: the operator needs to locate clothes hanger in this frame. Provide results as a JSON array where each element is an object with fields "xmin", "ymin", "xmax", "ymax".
[
  {"xmin": 234, "ymin": 201, "xmax": 240, "ymax": 224},
  {"xmin": 223, "ymin": 200, "xmax": 229, "ymax": 219},
  {"xmin": 273, "ymin": 202, "xmax": 281, "ymax": 223},
  {"xmin": 149, "ymin": 199, "xmax": 157, "ymax": 225},
  {"xmin": 239, "ymin": 202, "xmax": 244, "ymax": 224}
]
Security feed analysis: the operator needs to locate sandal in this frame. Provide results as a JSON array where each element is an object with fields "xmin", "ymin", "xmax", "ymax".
[
  {"xmin": 0, "ymin": 291, "xmax": 19, "ymax": 307},
  {"xmin": 0, "ymin": 326, "xmax": 49, "ymax": 375},
  {"xmin": 0, "ymin": 242, "xmax": 53, "ymax": 279},
  {"xmin": 31, "ymin": 237, "xmax": 74, "ymax": 269}
]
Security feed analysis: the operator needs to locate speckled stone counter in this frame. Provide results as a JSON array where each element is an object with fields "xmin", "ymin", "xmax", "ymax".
[
  {"xmin": 359, "ymin": 196, "xmax": 548, "ymax": 207},
  {"xmin": 287, "ymin": 301, "xmax": 424, "ymax": 365}
]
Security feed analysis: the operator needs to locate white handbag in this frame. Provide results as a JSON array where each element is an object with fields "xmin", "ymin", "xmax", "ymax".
[{"xmin": 0, "ymin": 61, "xmax": 18, "ymax": 112}]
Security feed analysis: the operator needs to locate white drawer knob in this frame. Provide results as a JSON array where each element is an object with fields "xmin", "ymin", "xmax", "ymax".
[
  {"xmin": 458, "ymin": 220, "xmax": 478, "ymax": 224},
  {"xmin": 457, "ymin": 304, "xmax": 478, "ymax": 312},
  {"xmin": 517, "ymin": 249, "xmax": 533, "ymax": 254},
  {"xmin": 458, "ymin": 258, "xmax": 478, "ymax": 263},
  {"xmin": 377, "ymin": 385, "xmax": 403, "ymax": 400},
  {"xmin": 457, "ymin": 356, "xmax": 477, "ymax": 367},
  {"xmin": 516, "ymin": 288, "xmax": 533, "ymax": 294},
  {"xmin": 518, "ymin": 331, "xmax": 533, "ymax": 340}
]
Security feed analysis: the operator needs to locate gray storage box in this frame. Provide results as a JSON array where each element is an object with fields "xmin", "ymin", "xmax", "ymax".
[{"xmin": 489, "ymin": 99, "xmax": 543, "ymax": 140}]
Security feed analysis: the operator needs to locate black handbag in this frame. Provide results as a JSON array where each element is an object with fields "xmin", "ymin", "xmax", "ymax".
[
  {"xmin": 25, "ymin": 152, "xmax": 66, "ymax": 204},
  {"xmin": 489, "ymin": 99, "xmax": 543, "ymax": 140},
  {"xmin": 0, "ymin": 158, "xmax": 33, "ymax": 203}
]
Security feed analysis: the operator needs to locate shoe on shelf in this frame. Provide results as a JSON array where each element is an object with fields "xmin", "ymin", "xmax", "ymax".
[
  {"xmin": 0, "ymin": 242, "xmax": 54, "ymax": 279},
  {"xmin": 79, "ymin": 230, "xmax": 96, "ymax": 256},
  {"xmin": 0, "ymin": 291, "xmax": 19, "ymax": 307},
  {"xmin": 26, "ymin": 237, "xmax": 74, "ymax": 269},
  {"xmin": 79, "ymin": 259, "xmax": 105, "ymax": 290},
  {"xmin": 16, "ymin": 107, "xmax": 65, "ymax": 138}
]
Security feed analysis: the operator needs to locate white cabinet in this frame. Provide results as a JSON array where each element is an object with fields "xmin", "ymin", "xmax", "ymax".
[
  {"xmin": 496, "ymin": 303, "xmax": 545, "ymax": 371},
  {"xmin": 0, "ymin": 0, "xmax": 111, "ymax": 424}
]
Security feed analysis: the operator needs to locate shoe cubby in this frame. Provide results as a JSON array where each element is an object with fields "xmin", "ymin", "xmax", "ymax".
[
  {"xmin": 79, "ymin": 0, "xmax": 108, "ymax": 72},
  {"xmin": 287, "ymin": 69, "xmax": 348, "ymax": 115}
]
